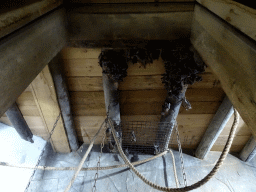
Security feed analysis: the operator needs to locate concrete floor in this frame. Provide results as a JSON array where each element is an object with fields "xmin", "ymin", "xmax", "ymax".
[
  {"xmin": 0, "ymin": 123, "xmax": 46, "ymax": 192},
  {"xmin": 26, "ymin": 143, "xmax": 256, "ymax": 192}
]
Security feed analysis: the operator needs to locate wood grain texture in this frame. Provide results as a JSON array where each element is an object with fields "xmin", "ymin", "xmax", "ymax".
[
  {"xmin": 197, "ymin": 0, "xmax": 256, "ymax": 41},
  {"xmin": 62, "ymin": 58, "xmax": 166, "ymax": 77},
  {"xmin": 68, "ymin": 12, "xmax": 193, "ymax": 40},
  {"xmin": 0, "ymin": 8, "xmax": 67, "ymax": 117},
  {"xmin": 67, "ymin": 73, "xmax": 220, "ymax": 91},
  {"xmin": 69, "ymin": 88, "xmax": 224, "ymax": 116},
  {"xmin": 191, "ymin": 4, "xmax": 256, "ymax": 137},
  {"xmin": 31, "ymin": 66, "xmax": 70, "ymax": 153},
  {"xmin": 0, "ymin": 0, "xmax": 63, "ymax": 39}
]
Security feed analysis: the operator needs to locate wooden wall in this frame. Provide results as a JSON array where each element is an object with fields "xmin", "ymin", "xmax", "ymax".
[
  {"xmin": 61, "ymin": 47, "xmax": 251, "ymax": 152},
  {"xmin": 0, "ymin": 47, "xmax": 252, "ymax": 152}
]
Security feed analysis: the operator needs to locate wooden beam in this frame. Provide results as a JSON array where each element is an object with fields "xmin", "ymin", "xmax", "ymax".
[
  {"xmin": 102, "ymin": 74, "xmax": 121, "ymax": 124},
  {"xmin": 196, "ymin": 0, "xmax": 256, "ymax": 41},
  {"xmin": 48, "ymin": 55, "xmax": 79, "ymax": 151},
  {"xmin": 67, "ymin": 2, "xmax": 194, "ymax": 14},
  {"xmin": 157, "ymin": 85, "xmax": 188, "ymax": 152},
  {"xmin": 0, "ymin": 8, "xmax": 67, "ymax": 117},
  {"xmin": 191, "ymin": 4, "xmax": 256, "ymax": 137},
  {"xmin": 31, "ymin": 65, "xmax": 70, "ymax": 153},
  {"xmin": 195, "ymin": 96, "xmax": 234, "ymax": 159},
  {"xmin": 5, "ymin": 102, "xmax": 34, "ymax": 143},
  {"xmin": 0, "ymin": 0, "xmax": 63, "ymax": 39},
  {"xmin": 68, "ymin": 0, "xmax": 195, "ymax": 3},
  {"xmin": 68, "ymin": 10, "xmax": 193, "ymax": 41},
  {"xmin": 239, "ymin": 135, "xmax": 256, "ymax": 162}
]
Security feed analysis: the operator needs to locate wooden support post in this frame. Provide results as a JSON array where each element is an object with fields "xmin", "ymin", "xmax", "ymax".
[
  {"xmin": 102, "ymin": 73, "xmax": 121, "ymax": 124},
  {"xmin": 31, "ymin": 65, "xmax": 70, "ymax": 153},
  {"xmin": 0, "ymin": 8, "xmax": 67, "ymax": 117},
  {"xmin": 157, "ymin": 85, "xmax": 188, "ymax": 152},
  {"xmin": 99, "ymin": 50, "xmax": 128, "ymax": 151},
  {"xmin": 195, "ymin": 96, "xmax": 234, "ymax": 159},
  {"xmin": 156, "ymin": 42, "xmax": 205, "ymax": 153},
  {"xmin": 5, "ymin": 102, "xmax": 34, "ymax": 143},
  {"xmin": 99, "ymin": 50, "xmax": 127, "ymax": 125},
  {"xmin": 239, "ymin": 135, "xmax": 256, "ymax": 162},
  {"xmin": 48, "ymin": 55, "xmax": 79, "ymax": 151}
]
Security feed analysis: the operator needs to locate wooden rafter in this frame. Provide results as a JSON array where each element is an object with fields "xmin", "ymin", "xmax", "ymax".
[
  {"xmin": 191, "ymin": 4, "xmax": 256, "ymax": 137},
  {"xmin": 0, "ymin": 8, "xmax": 67, "ymax": 117},
  {"xmin": 31, "ymin": 65, "xmax": 70, "ymax": 153}
]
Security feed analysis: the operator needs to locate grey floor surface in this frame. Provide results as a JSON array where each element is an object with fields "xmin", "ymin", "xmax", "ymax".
[{"xmin": 27, "ymin": 143, "xmax": 256, "ymax": 192}]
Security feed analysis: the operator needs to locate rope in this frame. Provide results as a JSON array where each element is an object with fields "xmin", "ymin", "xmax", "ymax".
[
  {"xmin": 109, "ymin": 109, "xmax": 239, "ymax": 191},
  {"xmin": 0, "ymin": 151, "xmax": 167, "ymax": 171},
  {"xmin": 168, "ymin": 149, "xmax": 179, "ymax": 187},
  {"xmin": 64, "ymin": 121, "xmax": 106, "ymax": 192}
]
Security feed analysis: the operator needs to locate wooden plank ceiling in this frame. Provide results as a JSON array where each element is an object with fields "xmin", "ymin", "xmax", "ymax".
[
  {"xmin": 1, "ymin": 46, "xmax": 251, "ymax": 152},
  {"xmin": 0, "ymin": 0, "xmax": 254, "ymax": 153}
]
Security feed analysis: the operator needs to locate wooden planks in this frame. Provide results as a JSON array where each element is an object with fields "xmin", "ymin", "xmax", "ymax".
[
  {"xmin": 73, "ymin": 114, "xmax": 251, "ymax": 151},
  {"xmin": 197, "ymin": 0, "xmax": 256, "ymax": 41},
  {"xmin": 69, "ymin": 88, "xmax": 224, "ymax": 116},
  {"xmin": 60, "ymin": 44, "xmax": 251, "ymax": 152},
  {"xmin": 0, "ymin": 8, "xmax": 67, "ymax": 117},
  {"xmin": 67, "ymin": 73, "xmax": 221, "ymax": 91},
  {"xmin": 191, "ymin": 4, "xmax": 256, "ymax": 137},
  {"xmin": 31, "ymin": 65, "xmax": 70, "ymax": 153},
  {"xmin": 62, "ymin": 58, "xmax": 166, "ymax": 77},
  {"xmin": 0, "ymin": 0, "xmax": 63, "ymax": 39}
]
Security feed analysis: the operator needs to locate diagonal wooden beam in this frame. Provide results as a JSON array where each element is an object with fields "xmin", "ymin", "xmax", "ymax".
[
  {"xmin": 191, "ymin": 4, "xmax": 256, "ymax": 137},
  {"xmin": 196, "ymin": 0, "xmax": 256, "ymax": 41},
  {"xmin": 195, "ymin": 96, "xmax": 234, "ymax": 159},
  {"xmin": 0, "ymin": 8, "xmax": 67, "ymax": 117},
  {"xmin": 31, "ymin": 65, "xmax": 70, "ymax": 153},
  {"xmin": 5, "ymin": 102, "xmax": 34, "ymax": 143},
  {"xmin": 48, "ymin": 55, "xmax": 79, "ymax": 151}
]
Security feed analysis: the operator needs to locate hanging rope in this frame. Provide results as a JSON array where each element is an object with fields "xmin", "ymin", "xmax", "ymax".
[
  {"xmin": 1, "ymin": 109, "xmax": 239, "ymax": 192},
  {"xmin": 64, "ymin": 121, "xmax": 106, "ymax": 192},
  {"xmin": 0, "ymin": 151, "xmax": 167, "ymax": 171},
  {"xmin": 168, "ymin": 149, "xmax": 179, "ymax": 188},
  {"xmin": 109, "ymin": 109, "xmax": 239, "ymax": 192}
]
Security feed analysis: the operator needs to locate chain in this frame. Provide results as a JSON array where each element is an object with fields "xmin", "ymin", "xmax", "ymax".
[
  {"xmin": 174, "ymin": 122, "xmax": 187, "ymax": 187},
  {"xmin": 92, "ymin": 121, "xmax": 107, "ymax": 192},
  {"xmin": 24, "ymin": 112, "xmax": 62, "ymax": 192}
]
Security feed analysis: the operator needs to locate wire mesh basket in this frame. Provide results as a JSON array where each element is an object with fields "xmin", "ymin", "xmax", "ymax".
[{"xmin": 105, "ymin": 121, "xmax": 174, "ymax": 155}]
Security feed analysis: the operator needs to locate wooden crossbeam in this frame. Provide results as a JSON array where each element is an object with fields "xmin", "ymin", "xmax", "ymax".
[
  {"xmin": 191, "ymin": 4, "xmax": 256, "ymax": 137},
  {"xmin": 0, "ymin": 0, "xmax": 63, "ymax": 39},
  {"xmin": 0, "ymin": 8, "xmax": 67, "ymax": 117},
  {"xmin": 67, "ymin": 7, "xmax": 193, "ymax": 42},
  {"xmin": 196, "ymin": 0, "xmax": 256, "ymax": 41},
  {"xmin": 195, "ymin": 96, "xmax": 234, "ymax": 159}
]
